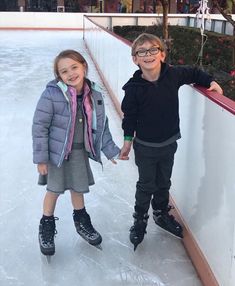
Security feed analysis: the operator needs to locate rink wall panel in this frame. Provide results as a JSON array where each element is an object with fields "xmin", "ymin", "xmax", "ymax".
[
  {"xmin": 83, "ymin": 15, "xmax": 235, "ymax": 286},
  {"xmin": 88, "ymin": 14, "xmax": 234, "ymax": 35},
  {"xmin": 0, "ymin": 12, "xmax": 84, "ymax": 29},
  {"xmin": 0, "ymin": 12, "xmax": 234, "ymax": 35}
]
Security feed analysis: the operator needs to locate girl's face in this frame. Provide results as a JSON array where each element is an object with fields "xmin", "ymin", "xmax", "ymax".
[
  {"xmin": 57, "ymin": 57, "xmax": 86, "ymax": 92},
  {"xmin": 132, "ymin": 41, "xmax": 165, "ymax": 72}
]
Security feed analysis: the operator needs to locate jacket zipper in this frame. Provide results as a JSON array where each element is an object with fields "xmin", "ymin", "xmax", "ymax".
[{"xmin": 58, "ymin": 90, "xmax": 72, "ymax": 167}]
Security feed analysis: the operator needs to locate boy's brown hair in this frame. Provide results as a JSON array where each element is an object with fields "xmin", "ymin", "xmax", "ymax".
[{"xmin": 131, "ymin": 33, "xmax": 166, "ymax": 56}]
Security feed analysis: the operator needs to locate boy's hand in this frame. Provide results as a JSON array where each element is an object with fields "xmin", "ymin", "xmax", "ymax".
[
  {"xmin": 207, "ymin": 81, "xmax": 223, "ymax": 95},
  {"xmin": 119, "ymin": 141, "xmax": 132, "ymax": 160},
  {"xmin": 37, "ymin": 163, "xmax": 48, "ymax": 175}
]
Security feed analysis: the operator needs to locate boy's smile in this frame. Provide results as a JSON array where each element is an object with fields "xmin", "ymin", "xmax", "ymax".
[{"xmin": 132, "ymin": 41, "xmax": 165, "ymax": 78}]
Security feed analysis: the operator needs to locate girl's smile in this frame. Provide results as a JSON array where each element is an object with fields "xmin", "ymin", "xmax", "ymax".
[{"xmin": 57, "ymin": 57, "xmax": 86, "ymax": 92}]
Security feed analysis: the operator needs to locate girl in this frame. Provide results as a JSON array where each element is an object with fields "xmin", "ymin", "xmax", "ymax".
[{"xmin": 32, "ymin": 50, "xmax": 123, "ymax": 256}]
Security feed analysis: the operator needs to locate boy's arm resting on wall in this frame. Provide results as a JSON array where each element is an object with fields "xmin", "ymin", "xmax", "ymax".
[
  {"xmin": 207, "ymin": 81, "xmax": 223, "ymax": 95},
  {"xmin": 176, "ymin": 66, "xmax": 223, "ymax": 95},
  {"xmin": 177, "ymin": 66, "xmax": 212, "ymax": 87}
]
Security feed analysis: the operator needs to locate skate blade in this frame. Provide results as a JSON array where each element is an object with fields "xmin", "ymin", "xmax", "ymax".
[
  {"xmin": 156, "ymin": 225, "xmax": 183, "ymax": 239},
  {"xmin": 40, "ymin": 253, "xmax": 54, "ymax": 264},
  {"xmin": 91, "ymin": 244, "xmax": 102, "ymax": 250},
  {"xmin": 133, "ymin": 244, "xmax": 138, "ymax": 251},
  {"xmin": 46, "ymin": 255, "xmax": 52, "ymax": 263}
]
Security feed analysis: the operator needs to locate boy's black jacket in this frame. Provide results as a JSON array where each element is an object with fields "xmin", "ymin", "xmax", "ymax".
[{"xmin": 121, "ymin": 62, "xmax": 213, "ymax": 143}]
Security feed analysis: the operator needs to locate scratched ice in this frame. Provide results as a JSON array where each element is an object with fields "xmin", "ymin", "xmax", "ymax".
[{"xmin": 0, "ymin": 30, "xmax": 202, "ymax": 286}]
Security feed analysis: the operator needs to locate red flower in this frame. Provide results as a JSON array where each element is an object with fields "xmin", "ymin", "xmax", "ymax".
[
  {"xmin": 230, "ymin": 70, "xmax": 235, "ymax": 77},
  {"xmin": 178, "ymin": 59, "xmax": 184, "ymax": 65}
]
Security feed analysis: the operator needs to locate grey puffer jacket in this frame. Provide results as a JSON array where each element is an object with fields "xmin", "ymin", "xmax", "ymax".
[{"xmin": 32, "ymin": 79, "xmax": 120, "ymax": 167}]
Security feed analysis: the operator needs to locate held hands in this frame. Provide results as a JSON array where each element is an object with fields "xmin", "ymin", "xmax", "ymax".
[
  {"xmin": 119, "ymin": 140, "xmax": 132, "ymax": 160},
  {"xmin": 110, "ymin": 141, "xmax": 132, "ymax": 164},
  {"xmin": 207, "ymin": 81, "xmax": 223, "ymax": 95},
  {"xmin": 37, "ymin": 163, "xmax": 48, "ymax": 175}
]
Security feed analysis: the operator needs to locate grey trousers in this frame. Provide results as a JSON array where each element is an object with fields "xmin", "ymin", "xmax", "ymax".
[{"xmin": 133, "ymin": 140, "xmax": 178, "ymax": 214}]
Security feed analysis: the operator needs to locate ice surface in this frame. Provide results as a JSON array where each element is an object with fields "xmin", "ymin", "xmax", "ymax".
[{"xmin": 0, "ymin": 30, "xmax": 202, "ymax": 286}]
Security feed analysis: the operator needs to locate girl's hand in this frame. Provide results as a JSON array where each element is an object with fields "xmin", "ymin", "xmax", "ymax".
[
  {"xmin": 37, "ymin": 163, "xmax": 48, "ymax": 175},
  {"xmin": 110, "ymin": 158, "xmax": 117, "ymax": 164},
  {"xmin": 110, "ymin": 141, "xmax": 132, "ymax": 164},
  {"xmin": 207, "ymin": 81, "xmax": 223, "ymax": 95}
]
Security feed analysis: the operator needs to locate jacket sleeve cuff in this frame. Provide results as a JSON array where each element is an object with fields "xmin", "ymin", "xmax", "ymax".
[{"xmin": 124, "ymin": 136, "xmax": 133, "ymax": 141}]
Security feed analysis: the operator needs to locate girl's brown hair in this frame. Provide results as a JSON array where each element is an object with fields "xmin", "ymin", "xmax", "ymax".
[
  {"xmin": 131, "ymin": 33, "xmax": 166, "ymax": 56},
  {"xmin": 54, "ymin": 49, "xmax": 88, "ymax": 79}
]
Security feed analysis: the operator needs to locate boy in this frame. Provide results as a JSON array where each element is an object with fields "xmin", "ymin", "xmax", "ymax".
[{"xmin": 119, "ymin": 33, "xmax": 223, "ymax": 250}]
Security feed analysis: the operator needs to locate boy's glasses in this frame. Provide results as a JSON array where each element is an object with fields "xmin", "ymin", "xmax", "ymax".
[{"xmin": 135, "ymin": 47, "xmax": 162, "ymax": 57}]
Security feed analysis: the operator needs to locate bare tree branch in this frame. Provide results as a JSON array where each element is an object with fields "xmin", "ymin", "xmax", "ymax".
[{"xmin": 212, "ymin": 0, "xmax": 235, "ymax": 27}]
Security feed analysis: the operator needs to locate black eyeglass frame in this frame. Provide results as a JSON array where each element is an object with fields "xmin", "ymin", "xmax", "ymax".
[{"xmin": 135, "ymin": 47, "xmax": 162, "ymax": 57}]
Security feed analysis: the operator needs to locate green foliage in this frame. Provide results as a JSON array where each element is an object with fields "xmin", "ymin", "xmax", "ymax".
[{"xmin": 113, "ymin": 25, "xmax": 235, "ymax": 100}]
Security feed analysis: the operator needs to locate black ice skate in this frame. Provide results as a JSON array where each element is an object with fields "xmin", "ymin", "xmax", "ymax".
[
  {"xmin": 153, "ymin": 206, "xmax": 183, "ymax": 239},
  {"xmin": 38, "ymin": 216, "xmax": 58, "ymax": 256},
  {"xmin": 129, "ymin": 212, "xmax": 149, "ymax": 251},
  {"xmin": 73, "ymin": 210, "xmax": 102, "ymax": 246}
]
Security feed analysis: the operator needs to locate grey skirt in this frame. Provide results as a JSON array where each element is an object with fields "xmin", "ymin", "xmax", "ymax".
[{"xmin": 38, "ymin": 148, "xmax": 95, "ymax": 194}]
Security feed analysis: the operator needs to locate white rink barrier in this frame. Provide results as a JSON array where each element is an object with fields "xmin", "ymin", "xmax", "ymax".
[
  {"xmin": 0, "ymin": 12, "xmax": 234, "ymax": 35},
  {"xmin": 88, "ymin": 13, "xmax": 235, "ymax": 36},
  {"xmin": 84, "ymin": 15, "xmax": 235, "ymax": 286},
  {"xmin": 0, "ymin": 12, "xmax": 84, "ymax": 29}
]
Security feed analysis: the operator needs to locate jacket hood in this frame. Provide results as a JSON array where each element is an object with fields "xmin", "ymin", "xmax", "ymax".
[
  {"xmin": 46, "ymin": 79, "xmax": 58, "ymax": 89},
  {"xmin": 122, "ymin": 62, "xmax": 169, "ymax": 90}
]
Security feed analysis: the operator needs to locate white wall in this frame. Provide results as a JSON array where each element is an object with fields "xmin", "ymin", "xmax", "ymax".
[
  {"xmin": 173, "ymin": 85, "xmax": 235, "ymax": 286},
  {"xmin": 0, "ymin": 12, "xmax": 84, "ymax": 29},
  {"xmin": 0, "ymin": 12, "xmax": 234, "ymax": 36},
  {"xmin": 83, "ymin": 16, "xmax": 235, "ymax": 286},
  {"xmin": 83, "ymin": 22, "xmax": 136, "ymax": 104},
  {"xmin": 88, "ymin": 13, "xmax": 234, "ymax": 35}
]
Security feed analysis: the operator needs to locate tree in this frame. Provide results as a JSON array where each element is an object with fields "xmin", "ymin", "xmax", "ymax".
[
  {"xmin": 159, "ymin": 0, "xmax": 169, "ymax": 40},
  {"xmin": 212, "ymin": 0, "xmax": 235, "ymax": 66},
  {"xmin": 158, "ymin": 0, "xmax": 173, "ymax": 61}
]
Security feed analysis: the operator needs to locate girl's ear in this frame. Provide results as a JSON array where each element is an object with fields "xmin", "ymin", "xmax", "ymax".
[{"xmin": 83, "ymin": 63, "xmax": 88, "ymax": 76}]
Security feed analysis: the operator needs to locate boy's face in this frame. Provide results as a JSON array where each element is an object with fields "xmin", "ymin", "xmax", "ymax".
[
  {"xmin": 132, "ymin": 41, "xmax": 165, "ymax": 72},
  {"xmin": 57, "ymin": 57, "xmax": 86, "ymax": 92}
]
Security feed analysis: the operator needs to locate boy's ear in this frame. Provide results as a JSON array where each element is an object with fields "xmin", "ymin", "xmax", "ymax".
[{"xmin": 161, "ymin": 52, "xmax": 166, "ymax": 62}]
